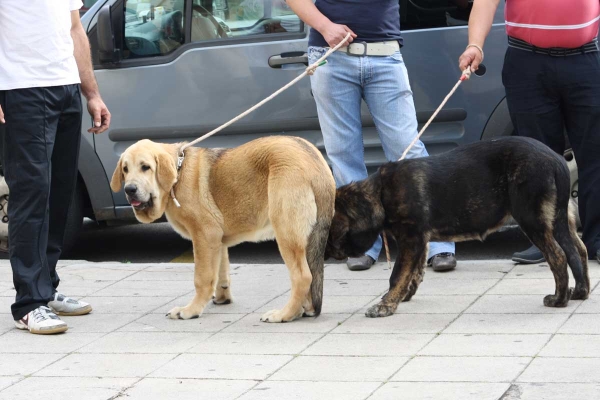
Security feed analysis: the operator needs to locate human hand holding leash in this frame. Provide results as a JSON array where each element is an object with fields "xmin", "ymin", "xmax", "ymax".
[
  {"xmin": 86, "ymin": 95, "xmax": 111, "ymax": 134},
  {"xmin": 0, "ymin": 105, "xmax": 4, "ymax": 124},
  {"xmin": 459, "ymin": 44, "xmax": 484, "ymax": 78},
  {"xmin": 321, "ymin": 22, "xmax": 357, "ymax": 48}
]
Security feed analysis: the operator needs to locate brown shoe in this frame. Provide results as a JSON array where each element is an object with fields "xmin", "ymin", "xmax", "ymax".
[{"xmin": 428, "ymin": 252, "xmax": 457, "ymax": 272}]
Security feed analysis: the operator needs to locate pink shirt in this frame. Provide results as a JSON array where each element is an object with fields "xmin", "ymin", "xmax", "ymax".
[{"xmin": 506, "ymin": 0, "xmax": 600, "ymax": 48}]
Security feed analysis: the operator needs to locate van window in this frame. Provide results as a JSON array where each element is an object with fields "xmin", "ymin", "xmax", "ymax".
[
  {"xmin": 124, "ymin": 0, "xmax": 186, "ymax": 58},
  {"xmin": 190, "ymin": 0, "xmax": 302, "ymax": 42}
]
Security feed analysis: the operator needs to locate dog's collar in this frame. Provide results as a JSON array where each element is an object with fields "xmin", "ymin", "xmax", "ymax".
[{"xmin": 170, "ymin": 147, "xmax": 186, "ymax": 208}]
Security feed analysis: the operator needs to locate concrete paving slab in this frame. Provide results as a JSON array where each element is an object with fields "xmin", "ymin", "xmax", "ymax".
[
  {"xmin": 517, "ymin": 357, "xmax": 600, "ymax": 383},
  {"xmin": 418, "ymin": 334, "xmax": 551, "ymax": 357},
  {"xmin": 465, "ymin": 295, "xmax": 578, "ymax": 314},
  {"xmin": 303, "ymin": 333, "xmax": 435, "ymax": 357},
  {"xmin": 444, "ymin": 313, "xmax": 570, "ymax": 334},
  {"xmin": 239, "ymin": 381, "xmax": 380, "ymax": 400},
  {"xmin": 77, "ymin": 332, "xmax": 210, "ymax": 354},
  {"xmin": 0, "ymin": 353, "xmax": 66, "ymax": 377},
  {"xmin": 392, "ymin": 356, "xmax": 530, "ymax": 382},
  {"xmin": 538, "ymin": 334, "xmax": 600, "ymax": 358},
  {"xmin": 0, "ymin": 332, "xmax": 103, "ymax": 354},
  {"xmin": 122, "ymin": 378, "xmax": 256, "ymax": 400},
  {"xmin": 0, "ymin": 377, "xmax": 136, "ymax": 400},
  {"xmin": 369, "ymin": 382, "xmax": 511, "ymax": 400},
  {"xmin": 34, "ymin": 353, "xmax": 176, "ymax": 378},
  {"xmin": 188, "ymin": 332, "xmax": 321, "ymax": 355},
  {"xmin": 268, "ymin": 355, "xmax": 409, "ymax": 382},
  {"xmin": 149, "ymin": 354, "xmax": 292, "ymax": 380},
  {"xmin": 500, "ymin": 383, "xmax": 600, "ymax": 400}
]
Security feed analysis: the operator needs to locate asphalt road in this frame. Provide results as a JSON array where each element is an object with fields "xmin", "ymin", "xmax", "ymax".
[{"xmin": 1, "ymin": 219, "xmax": 533, "ymax": 264}]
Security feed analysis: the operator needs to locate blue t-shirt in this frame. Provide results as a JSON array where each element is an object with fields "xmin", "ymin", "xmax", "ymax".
[{"xmin": 308, "ymin": 0, "xmax": 404, "ymax": 47}]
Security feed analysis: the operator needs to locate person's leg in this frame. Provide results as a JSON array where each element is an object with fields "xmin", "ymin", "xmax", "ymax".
[
  {"xmin": 1, "ymin": 87, "xmax": 61, "ymax": 321},
  {"xmin": 309, "ymin": 48, "xmax": 378, "ymax": 269},
  {"xmin": 362, "ymin": 51, "xmax": 455, "ymax": 268},
  {"xmin": 503, "ymin": 47, "xmax": 565, "ymax": 264},
  {"xmin": 46, "ymin": 85, "xmax": 82, "ymax": 284},
  {"xmin": 559, "ymin": 52, "xmax": 600, "ymax": 260}
]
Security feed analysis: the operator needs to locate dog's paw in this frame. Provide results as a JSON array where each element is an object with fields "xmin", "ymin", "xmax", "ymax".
[
  {"xmin": 212, "ymin": 296, "xmax": 232, "ymax": 305},
  {"xmin": 365, "ymin": 303, "xmax": 396, "ymax": 318},
  {"xmin": 166, "ymin": 306, "xmax": 201, "ymax": 320},
  {"xmin": 543, "ymin": 294, "xmax": 569, "ymax": 308},
  {"xmin": 570, "ymin": 285, "xmax": 589, "ymax": 301},
  {"xmin": 214, "ymin": 286, "xmax": 232, "ymax": 305},
  {"xmin": 260, "ymin": 309, "xmax": 302, "ymax": 323}
]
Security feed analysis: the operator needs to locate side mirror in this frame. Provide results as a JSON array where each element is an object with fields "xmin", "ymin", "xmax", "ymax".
[{"xmin": 97, "ymin": 4, "xmax": 122, "ymax": 64}]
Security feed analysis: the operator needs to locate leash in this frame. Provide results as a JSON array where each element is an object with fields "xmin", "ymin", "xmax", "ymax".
[
  {"xmin": 170, "ymin": 33, "xmax": 354, "ymax": 207},
  {"xmin": 381, "ymin": 64, "xmax": 483, "ymax": 269}
]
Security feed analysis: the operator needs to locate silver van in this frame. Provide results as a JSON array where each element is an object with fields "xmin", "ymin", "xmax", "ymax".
[{"xmin": 0, "ymin": 0, "xmax": 579, "ymax": 253}]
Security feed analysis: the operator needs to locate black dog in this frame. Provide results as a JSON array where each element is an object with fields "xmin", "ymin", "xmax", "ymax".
[{"xmin": 325, "ymin": 137, "xmax": 589, "ymax": 317}]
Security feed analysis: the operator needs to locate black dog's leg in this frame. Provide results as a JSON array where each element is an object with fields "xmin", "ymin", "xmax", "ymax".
[
  {"xmin": 366, "ymin": 231, "xmax": 427, "ymax": 318},
  {"xmin": 553, "ymin": 216, "xmax": 590, "ymax": 300},
  {"xmin": 518, "ymin": 221, "xmax": 570, "ymax": 307}
]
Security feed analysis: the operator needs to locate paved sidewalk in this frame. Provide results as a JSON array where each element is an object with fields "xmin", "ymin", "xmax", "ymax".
[{"xmin": 1, "ymin": 259, "xmax": 600, "ymax": 400}]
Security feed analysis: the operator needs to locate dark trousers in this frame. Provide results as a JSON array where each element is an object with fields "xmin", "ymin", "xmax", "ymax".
[
  {"xmin": 503, "ymin": 47, "xmax": 600, "ymax": 258},
  {"xmin": 0, "ymin": 85, "xmax": 82, "ymax": 320}
]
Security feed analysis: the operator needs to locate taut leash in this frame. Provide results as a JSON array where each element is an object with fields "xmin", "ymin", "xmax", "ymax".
[
  {"xmin": 381, "ymin": 64, "xmax": 485, "ymax": 269},
  {"xmin": 170, "ymin": 33, "xmax": 354, "ymax": 207}
]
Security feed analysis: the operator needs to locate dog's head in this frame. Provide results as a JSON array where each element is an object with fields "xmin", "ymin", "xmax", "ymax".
[
  {"xmin": 110, "ymin": 139, "xmax": 178, "ymax": 223},
  {"xmin": 325, "ymin": 181, "xmax": 386, "ymax": 260}
]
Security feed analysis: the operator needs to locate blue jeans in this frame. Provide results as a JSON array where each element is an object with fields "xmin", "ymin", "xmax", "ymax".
[{"xmin": 308, "ymin": 46, "xmax": 455, "ymax": 261}]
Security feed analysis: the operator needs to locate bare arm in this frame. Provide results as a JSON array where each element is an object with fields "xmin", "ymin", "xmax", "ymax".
[
  {"xmin": 71, "ymin": 10, "xmax": 111, "ymax": 134},
  {"xmin": 458, "ymin": 0, "xmax": 501, "ymax": 72},
  {"xmin": 286, "ymin": 0, "xmax": 356, "ymax": 47}
]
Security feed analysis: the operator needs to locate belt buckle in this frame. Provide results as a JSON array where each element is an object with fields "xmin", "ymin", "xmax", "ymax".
[{"xmin": 347, "ymin": 41, "xmax": 367, "ymax": 57}]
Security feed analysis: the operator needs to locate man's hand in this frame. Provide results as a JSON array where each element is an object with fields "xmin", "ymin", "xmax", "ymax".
[
  {"xmin": 0, "ymin": 105, "xmax": 4, "ymax": 124},
  {"xmin": 320, "ymin": 22, "xmax": 357, "ymax": 48},
  {"xmin": 459, "ymin": 46, "xmax": 483, "ymax": 73},
  {"xmin": 86, "ymin": 96, "xmax": 111, "ymax": 134}
]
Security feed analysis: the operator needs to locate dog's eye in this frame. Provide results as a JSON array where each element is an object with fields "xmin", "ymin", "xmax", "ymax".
[
  {"xmin": 123, "ymin": 166, "xmax": 128, "ymax": 174},
  {"xmin": 141, "ymin": 165, "xmax": 151, "ymax": 172}
]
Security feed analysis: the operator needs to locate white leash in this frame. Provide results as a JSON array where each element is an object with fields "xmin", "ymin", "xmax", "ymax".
[
  {"xmin": 381, "ymin": 66, "xmax": 475, "ymax": 269},
  {"xmin": 170, "ymin": 33, "xmax": 353, "ymax": 207}
]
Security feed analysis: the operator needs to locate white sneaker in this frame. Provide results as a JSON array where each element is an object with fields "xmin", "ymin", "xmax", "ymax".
[
  {"xmin": 48, "ymin": 293, "xmax": 92, "ymax": 316},
  {"xmin": 14, "ymin": 306, "xmax": 68, "ymax": 335}
]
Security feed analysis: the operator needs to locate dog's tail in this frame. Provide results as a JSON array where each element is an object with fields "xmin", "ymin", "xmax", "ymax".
[{"xmin": 306, "ymin": 191, "xmax": 334, "ymax": 317}]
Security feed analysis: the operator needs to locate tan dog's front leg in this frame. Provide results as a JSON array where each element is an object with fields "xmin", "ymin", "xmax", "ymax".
[
  {"xmin": 167, "ymin": 239, "xmax": 222, "ymax": 320},
  {"xmin": 213, "ymin": 246, "xmax": 232, "ymax": 305}
]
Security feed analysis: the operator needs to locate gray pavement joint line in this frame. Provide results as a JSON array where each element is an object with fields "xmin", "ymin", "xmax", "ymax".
[
  {"xmin": 232, "ymin": 312, "xmax": 358, "ymax": 399},
  {"xmin": 364, "ymin": 261, "xmax": 519, "ymax": 399},
  {"xmin": 508, "ymin": 275, "xmax": 600, "ymax": 386}
]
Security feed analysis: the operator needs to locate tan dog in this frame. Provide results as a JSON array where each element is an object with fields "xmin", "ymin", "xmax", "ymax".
[{"xmin": 110, "ymin": 136, "xmax": 335, "ymax": 322}]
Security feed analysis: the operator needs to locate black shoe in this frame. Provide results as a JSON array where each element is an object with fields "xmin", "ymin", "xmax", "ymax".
[
  {"xmin": 427, "ymin": 252, "xmax": 457, "ymax": 272},
  {"xmin": 512, "ymin": 245, "xmax": 545, "ymax": 264},
  {"xmin": 347, "ymin": 255, "xmax": 375, "ymax": 271}
]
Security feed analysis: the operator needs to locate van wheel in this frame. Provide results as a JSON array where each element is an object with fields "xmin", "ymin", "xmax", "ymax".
[{"xmin": 0, "ymin": 176, "xmax": 84, "ymax": 256}]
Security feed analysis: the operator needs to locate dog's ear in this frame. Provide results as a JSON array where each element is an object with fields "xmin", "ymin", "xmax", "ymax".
[
  {"xmin": 155, "ymin": 151, "xmax": 178, "ymax": 192},
  {"xmin": 110, "ymin": 157, "xmax": 124, "ymax": 192}
]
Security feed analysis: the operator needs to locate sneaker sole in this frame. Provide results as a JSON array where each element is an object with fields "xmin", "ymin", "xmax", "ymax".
[
  {"xmin": 51, "ymin": 305, "xmax": 93, "ymax": 316},
  {"xmin": 512, "ymin": 256, "xmax": 545, "ymax": 264},
  {"xmin": 347, "ymin": 264, "xmax": 372, "ymax": 271},
  {"xmin": 432, "ymin": 264, "xmax": 456, "ymax": 272},
  {"xmin": 15, "ymin": 323, "xmax": 68, "ymax": 335}
]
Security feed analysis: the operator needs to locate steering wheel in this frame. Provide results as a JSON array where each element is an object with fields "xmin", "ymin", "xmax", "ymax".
[{"xmin": 192, "ymin": 4, "xmax": 229, "ymax": 39}]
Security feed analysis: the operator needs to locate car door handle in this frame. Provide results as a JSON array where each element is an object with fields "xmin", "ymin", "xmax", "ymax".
[{"xmin": 268, "ymin": 52, "xmax": 308, "ymax": 68}]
